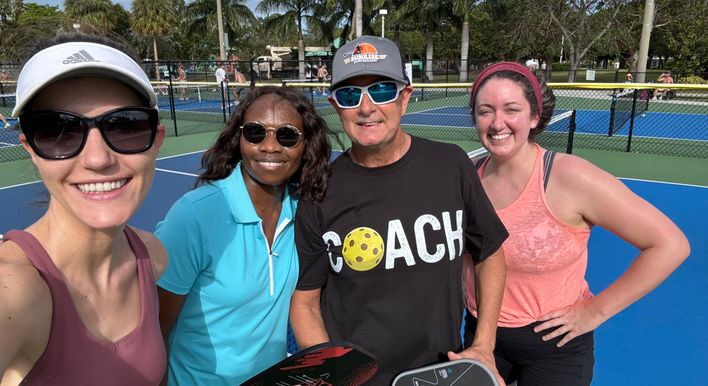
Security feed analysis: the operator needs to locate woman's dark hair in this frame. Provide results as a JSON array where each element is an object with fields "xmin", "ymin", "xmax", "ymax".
[
  {"xmin": 197, "ymin": 86, "xmax": 336, "ymax": 202},
  {"xmin": 472, "ymin": 70, "xmax": 556, "ymax": 141}
]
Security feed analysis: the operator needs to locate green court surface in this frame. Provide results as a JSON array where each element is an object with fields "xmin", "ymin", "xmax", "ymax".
[{"xmin": 1, "ymin": 127, "xmax": 706, "ymax": 190}]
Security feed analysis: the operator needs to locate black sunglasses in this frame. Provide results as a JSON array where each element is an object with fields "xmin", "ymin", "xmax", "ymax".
[
  {"xmin": 19, "ymin": 107, "xmax": 158, "ymax": 160},
  {"xmin": 240, "ymin": 121, "xmax": 303, "ymax": 148}
]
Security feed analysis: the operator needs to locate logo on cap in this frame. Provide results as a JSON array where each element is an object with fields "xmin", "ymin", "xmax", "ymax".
[
  {"xmin": 63, "ymin": 50, "xmax": 99, "ymax": 65},
  {"xmin": 343, "ymin": 43, "xmax": 387, "ymax": 64}
]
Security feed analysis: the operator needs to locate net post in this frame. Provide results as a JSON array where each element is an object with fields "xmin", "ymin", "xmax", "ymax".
[
  {"xmin": 167, "ymin": 61, "xmax": 179, "ymax": 136},
  {"xmin": 220, "ymin": 74, "xmax": 228, "ymax": 123},
  {"xmin": 566, "ymin": 110, "xmax": 577, "ymax": 154},
  {"xmin": 0, "ymin": 81, "xmax": 5, "ymax": 107},
  {"xmin": 607, "ymin": 90, "xmax": 617, "ymax": 136},
  {"xmin": 626, "ymin": 89, "xmax": 638, "ymax": 152}
]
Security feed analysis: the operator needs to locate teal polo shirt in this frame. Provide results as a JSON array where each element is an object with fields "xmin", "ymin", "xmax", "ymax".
[{"xmin": 156, "ymin": 163, "xmax": 299, "ymax": 386}]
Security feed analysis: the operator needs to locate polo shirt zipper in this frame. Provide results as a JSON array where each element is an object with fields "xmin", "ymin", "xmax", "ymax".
[{"xmin": 261, "ymin": 217, "xmax": 292, "ymax": 297}]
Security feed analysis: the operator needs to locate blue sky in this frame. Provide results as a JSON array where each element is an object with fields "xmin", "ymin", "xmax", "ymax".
[{"xmin": 26, "ymin": 0, "xmax": 262, "ymax": 14}]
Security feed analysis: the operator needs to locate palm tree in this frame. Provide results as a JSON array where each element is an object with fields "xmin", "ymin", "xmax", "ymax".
[
  {"xmin": 131, "ymin": 0, "xmax": 174, "ymax": 81},
  {"xmin": 309, "ymin": 0, "xmax": 382, "ymax": 51},
  {"xmin": 354, "ymin": 0, "xmax": 362, "ymax": 38},
  {"xmin": 184, "ymin": 0, "xmax": 256, "ymax": 60},
  {"xmin": 452, "ymin": 0, "xmax": 472, "ymax": 82},
  {"xmin": 256, "ymin": 0, "xmax": 316, "ymax": 80},
  {"xmin": 65, "ymin": 0, "xmax": 116, "ymax": 34},
  {"xmin": 399, "ymin": 0, "xmax": 452, "ymax": 82}
]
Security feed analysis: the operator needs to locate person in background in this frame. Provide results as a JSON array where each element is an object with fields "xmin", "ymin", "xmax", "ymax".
[
  {"xmin": 316, "ymin": 63, "xmax": 329, "ymax": 96},
  {"xmin": 233, "ymin": 66, "xmax": 247, "ymax": 105},
  {"xmin": 0, "ymin": 33, "xmax": 167, "ymax": 385},
  {"xmin": 290, "ymin": 36, "xmax": 508, "ymax": 386},
  {"xmin": 0, "ymin": 112, "xmax": 10, "ymax": 128},
  {"xmin": 214, "ymin": 62, "xmax": 227, "ymax": 104},
  {"xmin": 156, "ymin": 86, "xmax": 336, "ymax": 386},
  {"xmin": 466, "ymin": 61, "xmax": 690, "ymax": 386},
  {"xmin": 654, "ymin": 71, "xmax": 674, "ymax": 100},
  {"xmin": 176, "ymin": 63, "xmax": 188, "ymax": 101}
]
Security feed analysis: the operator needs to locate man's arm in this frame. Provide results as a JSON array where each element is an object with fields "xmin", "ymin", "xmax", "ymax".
[
  {"xmin": 449, "ymin": 247, "xmax": 505, "ymax": 386},
  {"xmin": 290, "ymin": 289, "xmax": 329, "ymax": 349},
  {"xmin": 157, "ymin": 288, "xmax": 187, "ymax": 386},
  {"xmin": 468, "ymin": 247, "xmax": 505, "ymax": 352}
]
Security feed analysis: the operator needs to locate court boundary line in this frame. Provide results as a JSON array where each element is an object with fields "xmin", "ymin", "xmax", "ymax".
[
  {"xmin": 1, "ymin": 150, "xmax": 704, "ymax": 190},
  {"xmin": 156, "ymin": 149, "xmax": 205, "ymax": 160},
  {"xmin": 155, "ymin": 168, "xmax": 199, "ymax": 177},
  {"xmin": 619, "ymin": 177, "xmax": 707, "ymax": 189},
  {"xmin": 0, "ymin": 180, "xmax": 42, "ymax": 191},
  {"xmin": 0, "ymin": 150, "xmax": 207, "ymax": 191}
]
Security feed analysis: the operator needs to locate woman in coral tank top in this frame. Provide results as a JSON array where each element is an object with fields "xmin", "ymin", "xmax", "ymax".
[
  {"xmin": 460, "ymin": 62, "xmax": 690, "ymax": 386},
  {"xmin": 0, "ymin": 33, "xmax": 167, "ymax": 386}
]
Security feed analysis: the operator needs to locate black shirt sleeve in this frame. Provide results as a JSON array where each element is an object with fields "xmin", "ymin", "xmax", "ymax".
[{"xmin": 295, "ymin": 198, "xmax": 330, "ymax": 290}]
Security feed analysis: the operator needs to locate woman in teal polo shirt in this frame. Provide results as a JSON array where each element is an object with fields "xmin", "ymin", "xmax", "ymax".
[{"xmin": 156, "ymin": 86, "xmax": 335, "ymax": 385}]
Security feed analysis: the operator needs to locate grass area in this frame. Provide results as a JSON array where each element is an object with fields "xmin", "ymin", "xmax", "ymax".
[
  {"xmin": 1, "ymin": 124, "xmax": 706, "ymax": 188},
  {"xmin": 1, "ymin": 85, "xmax": 706, "ymax": 187}
]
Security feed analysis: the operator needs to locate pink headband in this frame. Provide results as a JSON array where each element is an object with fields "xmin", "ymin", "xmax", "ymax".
[{"xmin": 469, "ymin": 61, "xmax": 543, "ymax": 117}]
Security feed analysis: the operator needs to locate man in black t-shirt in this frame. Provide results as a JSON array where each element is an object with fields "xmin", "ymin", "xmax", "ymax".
[{"xmin": 291, "ymin": 36, "xmax": 508, "ymax": 386}]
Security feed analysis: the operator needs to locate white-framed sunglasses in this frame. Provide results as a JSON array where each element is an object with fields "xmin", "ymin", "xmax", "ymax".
[{"xmin": 331, "ymin": 80, "xmax": 405, "ymax": 109}]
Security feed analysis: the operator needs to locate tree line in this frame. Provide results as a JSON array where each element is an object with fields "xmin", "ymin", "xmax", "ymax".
[{"xmin": 1, "ymin": 0, "xmax": 705, "ymax": 82}]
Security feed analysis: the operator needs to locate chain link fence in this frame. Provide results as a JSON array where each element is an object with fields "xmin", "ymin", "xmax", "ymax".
[{"xmin": 1, "ymin": 76, "xmax": 706, "ymax": 162}]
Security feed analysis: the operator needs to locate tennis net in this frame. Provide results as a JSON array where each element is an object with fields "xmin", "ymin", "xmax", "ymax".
[
  {"xmin": 537, "ymin": 109, "xmax": 577, "ymax": 154},
  {"xmin": 0, "ymin": 93, "xmax": 15, "ymax": 108},
  {"xmin": 607, "ymin": 89, "xmax": 648, "ymax": 136}
]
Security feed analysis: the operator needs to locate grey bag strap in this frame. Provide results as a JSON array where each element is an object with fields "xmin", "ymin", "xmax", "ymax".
[
  {"xmin": 476, "ymin": 151, "xmax": 557, "ymax": 191},
  {"xmin": 543, "ymin": 150, "xmax": 557, "ymax": 191}
]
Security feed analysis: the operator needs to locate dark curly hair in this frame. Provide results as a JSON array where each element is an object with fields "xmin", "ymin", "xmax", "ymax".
[
  {"xmin": 471, "ymin": 70, "xmax": 556, "ymax": 141},
  {"xmin": 197, "ymin": 86, "xmax": 335, "ymax": 202}
]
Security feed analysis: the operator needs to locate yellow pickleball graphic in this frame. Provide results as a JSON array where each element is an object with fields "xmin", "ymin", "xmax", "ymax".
[{"xmin": 342, "ymin": 227, "xmax": 385, "ymax": 271}]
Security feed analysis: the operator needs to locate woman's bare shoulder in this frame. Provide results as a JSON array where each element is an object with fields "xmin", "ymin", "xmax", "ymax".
[
  {"xmin": 129, "ymin": 228, "xmax": 168, "ymax": 280},
  {"xmin": 551, "ymin": 152, "xmax": 617, "ymax": 188},
  {"xmin": 0, "ymin": 240, "xmax": 52, "ymax": 331}
]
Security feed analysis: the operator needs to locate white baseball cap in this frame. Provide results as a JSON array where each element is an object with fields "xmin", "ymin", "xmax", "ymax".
[{"xmin": 12, "ymin": 41, "xmax": 157, "ymax": 117}]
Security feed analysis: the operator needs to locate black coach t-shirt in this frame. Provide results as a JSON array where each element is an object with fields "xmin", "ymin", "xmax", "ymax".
[{"xmin": 295, "ymin": 136, "xmax": 508, "ymax": 385}]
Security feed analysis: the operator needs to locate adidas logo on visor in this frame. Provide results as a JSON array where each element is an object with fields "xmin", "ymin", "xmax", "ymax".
[{"xmin": 62, "ymin": 50, "xmax": 99, "ymax": 64}]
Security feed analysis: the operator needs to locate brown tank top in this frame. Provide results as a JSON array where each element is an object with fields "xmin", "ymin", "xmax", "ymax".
[{"xmin": 4, "ymin": 227, "xmax": 166, "ymax": 386}]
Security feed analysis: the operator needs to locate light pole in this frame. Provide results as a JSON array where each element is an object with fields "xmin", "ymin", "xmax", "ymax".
[{"xmin": 379, "ymin": 9, "xmax": 388, "ymax": 38}]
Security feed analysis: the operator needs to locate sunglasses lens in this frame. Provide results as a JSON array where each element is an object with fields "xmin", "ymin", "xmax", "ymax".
[
  {"xmin": 22, "ymin": 112, "xmax": 85, "ymax": 159},
  {"xmin": 20, "ymin": 108, "xmax": 157, "ymax": 159},
  {"xmin": 242, "ymin": 122, "xmax": 301, "ymax": 148},
  {"xmin": 368, "ymin": 81, "xmax": 400, "ymax": 104},
  {"xmin": 242, "ymin": 122, "xmax": 267, "ymax": 144},
  {"xmin": 101, "ymin": 109, "xmax": 156, "ymax": 153},
  {"xmin": 275, "ymin": 126, "xmax": 301, "ymax": 147},
  {"xmin": 334, "ymin": 87, "xmax": 362, "ymax": 108}
]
